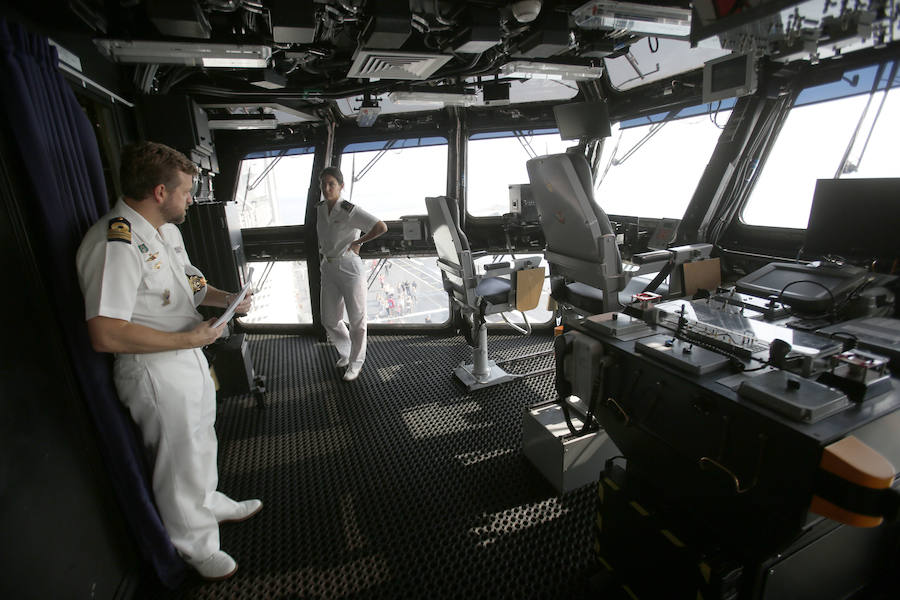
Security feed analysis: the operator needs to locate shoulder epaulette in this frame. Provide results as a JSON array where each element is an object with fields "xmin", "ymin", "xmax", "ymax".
[
  {"xmin": 107, "ymin": 216, "xmax": 132, "ymax": 244},
  {"xmin": 340, "ymin": 200, "xmax": 354, "ymax": 212}
]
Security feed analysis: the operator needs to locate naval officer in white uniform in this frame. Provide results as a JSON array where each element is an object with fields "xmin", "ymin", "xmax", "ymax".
[
  {"xmin": 316, "ymin": 166, "xmax": 387, "ymax": 381},
  {"xmin": 76, "ymin": 142, "xmax": 262, "ymax": 581}
]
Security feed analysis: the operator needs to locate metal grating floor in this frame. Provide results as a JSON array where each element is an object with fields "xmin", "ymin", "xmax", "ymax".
[{"xmin": 137, "ymin": 332, "xmax": 598, "ymax": 599}]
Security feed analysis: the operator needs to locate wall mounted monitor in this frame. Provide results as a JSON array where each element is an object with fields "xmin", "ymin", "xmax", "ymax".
[
  {"xmin": 804, "ymin": 178, "xmax": 900, "ymax": 264},
  {"xmin": 552, "ymin": 100, "xmax": 612, "ymax": 141},
  {"xmin": 702, "ymin": 52, "xmax": 757, "ymax": 104}
]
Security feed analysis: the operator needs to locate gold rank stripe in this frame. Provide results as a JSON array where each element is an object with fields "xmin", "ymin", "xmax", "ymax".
[{"xmin": 107, "ymin": 217, "xmax": 132, "ymax": 244}]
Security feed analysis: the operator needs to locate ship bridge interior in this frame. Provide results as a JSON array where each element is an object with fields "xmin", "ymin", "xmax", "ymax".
[{"xmin": 0, "ymin": 1, "xmax": 899, "ymax": 599}]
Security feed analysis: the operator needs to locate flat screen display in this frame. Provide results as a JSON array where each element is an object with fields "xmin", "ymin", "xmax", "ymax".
[
  {"xmin": 702, "ymin": 53, "xmax": 756, "ymax": 104},
  {"xmin": 804, "ymin": 178, "xmax": 900, "ymax": 263},
  {"xmin": 553, "ymin": 101, "xmax": 612, "ymax": 141}
]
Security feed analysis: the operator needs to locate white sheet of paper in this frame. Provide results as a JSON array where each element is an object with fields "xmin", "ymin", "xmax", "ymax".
[{"xmin": 213, "ymin": 270, "xmax": 254, "ymax": 328}]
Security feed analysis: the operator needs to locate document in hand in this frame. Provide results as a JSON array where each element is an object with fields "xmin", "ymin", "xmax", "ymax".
[{"xmin": 213, "ymin": 272, "xmax": 254, "ymax": 328}]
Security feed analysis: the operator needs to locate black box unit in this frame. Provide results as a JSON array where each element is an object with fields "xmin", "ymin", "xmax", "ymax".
[
  {"xmin": 179, "ymin": 201, "xmax": 245, "ymax": 297},
  {"xmin": 594, "ymin": 464, "xmax": 742, "ymax": 600},
  {"xmin": 138, "ymin": 94, "xmax": 216, "ymax": 172},
  {"xmin": 210, "ymin": 333, "xmax": 254, "ymax": 397}
]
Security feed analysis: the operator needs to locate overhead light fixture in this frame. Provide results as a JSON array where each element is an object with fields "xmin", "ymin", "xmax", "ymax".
[
  {"xmin": 572, "ymin": 0, "xmax": 692, "ymax": 40},
  {"xmin": 207, "ymin": 114, "xmax": 278, "ymax": 130},
  {"xmin": 357, "ymin": 95, "xmax": 381, "ymax": 127},
  {"xmin": 249, "ymin": 69, "xmax": 287, "ymax": 89},
  {"xmin": 94, "ymin": 39, "xmax": 271, "ymax": 67},
  {"xmin": 388, "ymin": 90, "xmax": 480, "ymax": 107},
  {"xmin": 499, "ymin": 61, "xmax": 603, "ymax": 80}
]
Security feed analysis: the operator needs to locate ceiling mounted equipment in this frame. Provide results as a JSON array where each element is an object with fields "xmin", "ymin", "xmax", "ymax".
[
  {"xmin": 94, "ymin": 39, "xmax": 271, "ymax": 67},
  {"xmin": 249, "ymin": 69, "xmax": 288, "ymax": 90},
  {"xmin": 347, "ymin": 49, "xmax": 453, "ymax": 80},
  {"xmin": 207, "ymin": 113, "xmax": 278, "ymax": 130},
  {"xmin": 573, "ymin": 0, "xmax": 692, "ymax": 40},
  {"xmin": 388, "ymin": 90, "xmax": 480, "ymax": 107},
  {"xmin": 269, "ymin": 0, "xmax": 317, "ymax": 44},
  {"xmin": 511, "ymin": 0, "xmax": 543, "ymax": 24},
  {"xmin": 499, "ymin": 61, "xmax": 604, "ymax": 80},
  {"xmin": 146, "ymin": 0, "xmax": 211, "ymax": 39}
]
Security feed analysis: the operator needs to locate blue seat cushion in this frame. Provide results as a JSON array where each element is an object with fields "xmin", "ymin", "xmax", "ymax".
[{"xmin": 476, "ymin": 276, "xmax": 512, "ymax": 305}]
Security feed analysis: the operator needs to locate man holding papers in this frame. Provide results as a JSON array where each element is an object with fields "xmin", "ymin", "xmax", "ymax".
[{"xmin": 75, "ymin": 141, "xmax": 261, "ymax": 581}]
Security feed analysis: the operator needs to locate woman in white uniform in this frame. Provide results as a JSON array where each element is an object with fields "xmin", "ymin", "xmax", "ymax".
[{"xmin": 316, "ymin": 166, "xmax": 387, "ymax": 381}]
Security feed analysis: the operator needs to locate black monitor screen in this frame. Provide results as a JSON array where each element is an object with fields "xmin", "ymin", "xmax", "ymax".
[
  {"xmin": 553, "ymin": 101, "xmax": 612, "ymax": 141},
  {"xmin": 709, "ymin": 55, "xmax": 747, "ymax": 93},
  {"xmin": 804, "ymin": 178, "xmax": 900, "ymax": 262}
]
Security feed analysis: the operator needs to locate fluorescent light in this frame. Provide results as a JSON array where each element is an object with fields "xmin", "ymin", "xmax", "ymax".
[
  {"xmin": 388, "ymin": 90, "xmax": 479, "ymax": 107},
  {"xmin": 94, "ymin": 39, "xmax": 271, "ymax": 67},
  {"xmin": 573, "ymin": 0, "xmax": 691, "ymax": 40},
  {"xmin": 207, "ymin": 114, "xmax": 278, "ymax": 130},
  {"xmin": 202, "ymin": 57, "xmax": 269, "ymax": 68},
  {"xmin": 499, "ymin": 61, "xmax": 603, "ymax": 81}
]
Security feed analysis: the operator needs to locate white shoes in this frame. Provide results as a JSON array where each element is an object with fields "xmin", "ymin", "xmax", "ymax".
[
  {"xmin": 342, "ymin": 364, "xmax": 362, "ymax": 381},
  {"xmin": 217, "ymin": 499, "xmax": 263, "ymax": 524},
  {"xmin": 335, "ymin": 356, "xmax": 350, "ymax": 368},
  {"xmin": 190, "ymin": 550, "xmax": 238, "ymax": 581}
]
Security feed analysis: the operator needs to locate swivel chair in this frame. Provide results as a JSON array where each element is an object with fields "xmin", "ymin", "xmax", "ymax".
[
  {"xmin": 526, "ymin": 152, "xmax": 712, "ymax": 317},
  {"xmin": 425, "ymin": 196, "xmax": 541, "ymax": 391}
]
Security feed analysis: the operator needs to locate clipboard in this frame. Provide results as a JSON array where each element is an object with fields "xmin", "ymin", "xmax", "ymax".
[{"xmin": 213, "ymin": 269, "xmax": 254, "ymax": 327}]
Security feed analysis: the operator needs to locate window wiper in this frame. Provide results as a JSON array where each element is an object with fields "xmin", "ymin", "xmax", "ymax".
[
  {"xmin": 513, "ymin": 130, "xmax": 538, "ymax": 159},
  {"xmin": 834, "ymin": 61, "xmax": 891, "ymax": 176},
  {"xmin": 612, "ymin": 115, "xmax": 671, "ymax": 166},
  {"xmin": 248, "ymin": 149, "xmax": 288, "ymax": 191},
  {"xmin": 352, "ymin": 139, "xmax": 398, "ymax": 183},
  {"xmin": 839, "ymin": 61, "xmax": 898, "ymax": 175}
]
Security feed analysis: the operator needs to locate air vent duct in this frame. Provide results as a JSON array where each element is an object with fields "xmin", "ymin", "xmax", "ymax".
[{"xmin": 347, "ymin": 49, "xmax": 453, "ymax": 80}]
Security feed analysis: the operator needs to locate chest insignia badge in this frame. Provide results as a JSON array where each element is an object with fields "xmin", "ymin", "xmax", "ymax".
[
  {"xmin": 188, "ymin": 274, "xmax": 207, "ymax": 293},
  {"xmin": 153, "ymin": 262, "xmax": 162, "ymax": 270},
  {"xmin": 162, "ymin": 290, "xmax": 171, "ymax": 306},
  {"xmin": 146, "ymin": 252, "xmax": 158, "ymax": 262},
  {"xmin": 138, "ymin": 243, "xmax": 148, "ymax": 253}
]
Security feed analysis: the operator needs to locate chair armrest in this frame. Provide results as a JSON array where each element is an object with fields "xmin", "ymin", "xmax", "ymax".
[
  {"xmin": 632, "ymin": 250, "xmax": 671, "ymax": 265},
  {"xmin": 471, "ymin": 250, "xmax": 488, "ymax": 259},
  {"xmin": 484, "ymin": 262, "xmax": 510, "ymax": 271}
]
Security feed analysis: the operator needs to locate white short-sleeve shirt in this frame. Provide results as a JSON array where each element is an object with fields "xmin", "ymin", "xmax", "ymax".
[
  {"xmin": 76, "ymin": 199, "xmax": 206, "ymax": 333},
  {"xmin": 316, "ymin": 198, "xmax": 380, "ymax": 259}
]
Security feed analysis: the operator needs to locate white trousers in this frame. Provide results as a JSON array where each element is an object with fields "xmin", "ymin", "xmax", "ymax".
[
  {"xmin": 113, "ymin": 347, "xmax": 241, "ymax": 563},
  {"xmin": 320, "ymin": 253, "xmax": 368, "ymax": 367}
]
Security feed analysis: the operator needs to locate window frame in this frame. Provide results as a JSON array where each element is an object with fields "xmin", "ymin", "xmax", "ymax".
[{"xmin": 712, "ymin": 52, "xmax": 900, "ymax": 261}]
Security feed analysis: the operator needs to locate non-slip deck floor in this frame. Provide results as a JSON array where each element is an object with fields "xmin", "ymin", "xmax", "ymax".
[{"xmin": 140, "ymin": 332, "xmax": 598, "ymax": 599}]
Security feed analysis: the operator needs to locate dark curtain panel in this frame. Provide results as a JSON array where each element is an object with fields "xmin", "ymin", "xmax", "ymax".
[{"xmin": 0, "ymin": 19, "xmax": 186, "ymax": 588}]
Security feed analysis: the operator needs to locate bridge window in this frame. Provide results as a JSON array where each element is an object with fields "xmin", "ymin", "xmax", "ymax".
[
  {"xmin": 742, "ymin": 62, "xmax": 900, "ymax": 228},
  {"xmin": 366, "ymin": 258, "xmax": 450, "ymax": 325},
  {"xmin": 594, "ymin": 103, "xmax": 733, "ymax": 219},
  {"xmin": 340, "ymin": 137, "xmax": 448, "ymax": 221},
  {"xmin": 240, "ymin": 260, "xmax": 313, "ymax": 325},
  {"xmin": 466, "ymin": 129, "xmax": 570, "ymax": 217},
  {"xmin": 234, "ymin": 147, "xmax": 316, "ymax": 228}
]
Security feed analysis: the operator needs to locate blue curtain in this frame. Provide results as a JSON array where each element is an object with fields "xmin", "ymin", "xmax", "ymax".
[{"xmin": 0, "ymin": 19, "xmax": 186, "ymax": 588}]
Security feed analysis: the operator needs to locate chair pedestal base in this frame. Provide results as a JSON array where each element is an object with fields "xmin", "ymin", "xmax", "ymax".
[{"xmin": 454, "ymin": 360, "xmax": 521, "ymax": 391}]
